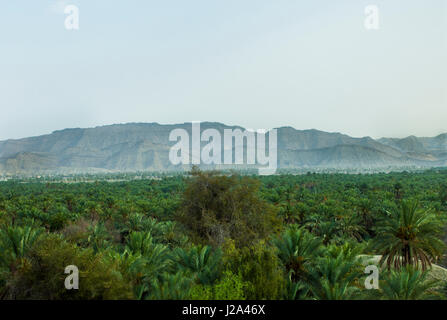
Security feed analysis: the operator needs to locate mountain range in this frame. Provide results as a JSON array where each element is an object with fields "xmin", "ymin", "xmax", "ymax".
[{"xmin": 0, "ymin": 122, "xmax": 446, "ymax": 175}]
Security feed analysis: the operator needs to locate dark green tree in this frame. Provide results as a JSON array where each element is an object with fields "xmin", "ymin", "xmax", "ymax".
[{"xmin": 177, "ymin": 168, "xmax": 281, "ymax": 247}]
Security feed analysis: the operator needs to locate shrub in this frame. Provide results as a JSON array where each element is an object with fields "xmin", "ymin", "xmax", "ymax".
[
  {"xmin": 223, "ymin": 239, "xmax": 285, "ymax": 299},
  {"xmin": 177, "ymin": 168, "xmax": 281, "ymax": 247},
  {"xmin": 190, "ymin": 270, "xmax": 247, "ymax": 300},
  {"xmin": 4, "ymin": 235, "xmax": 133, "ymax": 299}
]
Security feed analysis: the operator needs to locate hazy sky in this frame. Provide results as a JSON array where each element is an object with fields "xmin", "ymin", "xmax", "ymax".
[{"xmin": 0, "ymin": 0, "xmax": 446, "ymax": 140}]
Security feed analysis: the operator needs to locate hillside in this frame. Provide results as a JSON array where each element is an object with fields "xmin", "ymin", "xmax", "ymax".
[{"xmin": 0, "ymin": 122, "xmax": 446, "ymax": 174}]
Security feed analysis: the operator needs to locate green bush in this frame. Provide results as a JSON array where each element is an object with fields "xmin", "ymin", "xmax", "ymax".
[
  {"xmin": 223, "ymin": 240, "xmax": 286, "ymax": 299},
  {"xmin": 190, "ymin": 270, "xmax": 247, "ymax": 300},
  {"xmin": 177, "ymin": 168, "xmax": 281, "ymax": 247},
  {"xmin": 4, "ymin": 235, "xmax": 133, "ymax": 299}
]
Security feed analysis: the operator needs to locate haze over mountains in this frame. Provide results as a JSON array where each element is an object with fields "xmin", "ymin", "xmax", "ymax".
[{"xmin": 0, "ymin": 122, "xmax": 446, "ymax": 175}]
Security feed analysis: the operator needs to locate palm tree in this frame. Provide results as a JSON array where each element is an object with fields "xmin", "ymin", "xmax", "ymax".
[
  {"xmin": 126, "ymin": 231, "xmax": 156, "ymax": 256},
  {"xmin": 379, "ymin": 266, "xmax": 441, "ymax": 300},
  {"xmin": 357, "ymin": 198, "xmax": 374, "ymax": 234},
  {"xmin": 107, "ymin": 250, "xmax": 147, "ymax": 299},
  {"xmin": 279, "ymin": 186, "xmax": 299, "ymax": 224},
  {"xmin": 306, "ymin": 249, "xmax": 363, "ymax": 300},
  {"xmin": 273, "ymin": 227, "xmax": 323, "ymax": 281},
  {"xmin": 440, "ymin": 184, "xmax": 447, "ymax": 206},
  {"xmin": 173, "ymin": 245, "xmax": 222, "ymax": 285},
  {"xmin": 394, "ymin": 183, "xmax": 403, "ymax": 200},
  {"xmin": 303, "ymin": 213, "xmax": 322, "ymax": 234},
  {"xmin": 339, "ymin": 214, "xmax": 367, "ymax": 242},
  {"xmin": 125, "ymin": 213, "xmax": 146, "ymax": 233},
  {"xmin": 148, "ymin": 272, "xmax": 192, "ymax": 300},
  {"xmin": 283, "ymin": 270, "xmax": 309, "ymax": 300},
  {"xmin": 87, "ymin": 222, "xmax": 110, "ymax": 252},
  {"xmin": 125, "ymin": 231, "xmax": 172, "ymax": 296},
  {"xmin": 318, "ymin": 220, "xmax": 339, "ymax": 245},
  {"xmin": 373, "ymin": 200, "xmax": 446, "ymax": 270},
  {"xmin": 0, "ymin": 225, "xmax": 43, "ymax": 269}
]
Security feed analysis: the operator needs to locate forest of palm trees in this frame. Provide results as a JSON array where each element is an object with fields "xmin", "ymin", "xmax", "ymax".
[{"xmin": 1, "ymin": 168, "xmax": 447, "ymax": 300}]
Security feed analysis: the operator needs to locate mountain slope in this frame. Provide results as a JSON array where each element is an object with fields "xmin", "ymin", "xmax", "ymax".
[
  {"xmin": 379, "ymin": 133, "xmax": 447, "ymax": 162},
  {"xmin": 0, "ymin": 123, "xmax": 445, "ymax": 174}
]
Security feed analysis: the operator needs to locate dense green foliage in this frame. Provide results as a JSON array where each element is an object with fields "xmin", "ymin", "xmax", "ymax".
[{"xmin": 1, "ymin": 168, "xmax": 447, "ymax": 300}]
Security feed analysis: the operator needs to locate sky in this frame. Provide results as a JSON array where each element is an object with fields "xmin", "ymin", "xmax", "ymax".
[{"xmin": 0, "ymin": 0, "xmax": 446, "ymax": 140}]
